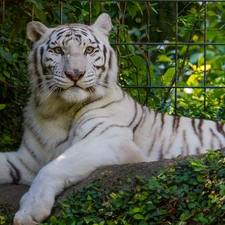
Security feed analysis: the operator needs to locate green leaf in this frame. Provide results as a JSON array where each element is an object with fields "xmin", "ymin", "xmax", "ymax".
[
  {"xmin": 219, "ymin": 185, "xmax": 225, "ymax": 196},
  {"xmin": 110, "ymin": 193, "xmax": 117, "ymax": 199},
  {"xmin": 3, "ymin": 71, "xmax": 10, "ymax": 78},
  {"xmin": 131, "ymin": 56, "xmax": 144, "ymax": 67},
  {"xmin": 0, "ymin": 104, "xmax": 6, "ymax": 110},
  {"xmin": 162, "ymin": 67, "xmax": 175, "ymax": 85},
  {"xmin": 132, "ymin": 207, "xmax": 141, "ymax": 213},
  {"xmin": 188, "ymin": 202, "xmax": 199, "ymax": 209},
  {"xmin": 127, "ymin": 3, "xmax": 137, "ymax": 19},
  {"xmin": 158, "ymin": 55, "xmax": 172, "ymax": 62},
  {"xmin": 25, "ymin": 0, "xmax": 42, "ymax": 10},
  {"xmin": 34, "ymin": 6, "xmax": 46, "ymax": 22},
  {"xmin": 134, "ymin": 213, "xmax": 144, "ymax": 219},
  {"xmin": 0, "ymin": 49, "xmax": 15, "ymax": 63},
  {"xmin": 13, "ymin": 53, "xmax": 19, "ymax": 59}
]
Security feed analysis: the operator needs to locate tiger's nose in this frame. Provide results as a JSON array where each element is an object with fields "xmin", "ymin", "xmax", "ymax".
[{"xmin": 65, "ymin": 69, "xmax": 85, "ymax": 82}]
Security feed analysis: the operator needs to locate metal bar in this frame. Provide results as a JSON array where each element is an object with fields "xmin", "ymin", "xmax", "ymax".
[
  {"xmin": 203, "ymin": 2, "xmax": 207, "ymax": 110},
  {"xmin": 122, "ymin": 86, "xmax": 225, "ymax": 89},
  {"xmin": 31, "ymin": 3, "xmax": 34, "ymax": 21},
  {"xmin": 110, "ymin": 42, "xmax": 225, "ymax": 46},
  {"xmin": 174, "ymin": 1, "xmax": 179, "ymax": 115},
  {"xmin": 50, "ymin": 0, "xmax": 223, "ymax": 2},
  {"xmin": 60, "ymin": 0, "xmax": 63, "ymax": 25},
  {"xmin": 89, "ymin": 0, "xmax": 92, "ymax": 24},
  {"xmin": 2, "ymin": 0, "xmax": 5, "ymax": 22},
  {"xmin": 145, "ymin": 1, "xmax": 151, "ymax": 106}
]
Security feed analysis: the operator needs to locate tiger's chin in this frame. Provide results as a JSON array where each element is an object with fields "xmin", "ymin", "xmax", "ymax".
[
  {"xmin": 59, "ymin": 86, "xmax": 105, "ymax": 104},
  {"xmin": 59, "ymin": 86, "xmax": 89, "ymax": 103}
]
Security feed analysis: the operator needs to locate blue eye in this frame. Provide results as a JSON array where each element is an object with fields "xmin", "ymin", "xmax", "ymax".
[
  {"xmin": 85, "ymin": 46, "xmax": 95, "ymax": 54},
  {"xmin": 53, "ymin": 47, "xmax": 64, "ymax": 55}
]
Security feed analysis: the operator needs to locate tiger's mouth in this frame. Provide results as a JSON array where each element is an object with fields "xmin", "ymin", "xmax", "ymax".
[
  {"xmin": 62, "ymin": 84, "xmax": 95, "ymax": 94},
  {"xmin": 53, "ymin": 73, "xmax": 95, "ymax": 94}
]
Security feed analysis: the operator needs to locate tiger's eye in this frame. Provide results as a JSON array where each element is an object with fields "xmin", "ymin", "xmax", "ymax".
[
  {"xmin": 53, "ymin": 47, "xmax": 63, "ymax": 55},
  {"xmin": 85, "ymin": 46, "xmax": 95, "ymax": 54}
]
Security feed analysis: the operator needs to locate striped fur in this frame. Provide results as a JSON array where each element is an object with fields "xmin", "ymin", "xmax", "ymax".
[{"xmin": 0, "ymin": 13, "xmax": 224, "ymax": 224}]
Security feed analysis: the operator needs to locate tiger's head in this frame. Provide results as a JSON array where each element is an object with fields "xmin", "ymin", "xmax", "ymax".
[{"xmin": 27, "ymin": 13, "xmax": 117, "ymax": 104}]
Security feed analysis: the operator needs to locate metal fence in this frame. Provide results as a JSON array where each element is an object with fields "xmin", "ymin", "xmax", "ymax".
[{"xmin": 1, "ymin": 0, "xmax": 225, "ymax": 117}]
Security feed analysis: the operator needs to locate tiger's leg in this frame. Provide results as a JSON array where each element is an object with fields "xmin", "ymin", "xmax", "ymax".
[
  {"xmin": 0, "ymin": 145, "xmax": 41, "ymax": 185},
  {"xmin": 13, "ymin": 136, "xmax": 144, "ymax": 225}
]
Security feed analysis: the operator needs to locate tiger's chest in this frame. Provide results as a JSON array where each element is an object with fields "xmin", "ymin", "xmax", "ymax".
[
  {"xmin": 33, "ymin": 108, "xmax": 106, "ymax": 156},
  {"xmin": 36, "ymin": 114, "xmax": 72, "ymax": 155}
]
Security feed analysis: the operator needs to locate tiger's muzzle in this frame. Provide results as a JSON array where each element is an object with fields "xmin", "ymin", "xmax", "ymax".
[{"xmin": 65, "ymin": 69, "xmax": 85, "ymax": 84}]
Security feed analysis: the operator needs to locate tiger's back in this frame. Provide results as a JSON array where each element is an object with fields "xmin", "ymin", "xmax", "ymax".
[{"xmin": 0, "ymin": 13, "xmax": 224, "ymax": 225}]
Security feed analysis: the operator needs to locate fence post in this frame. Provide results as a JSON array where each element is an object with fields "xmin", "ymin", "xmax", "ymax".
[{"xmin": 2, "ymin": 0, "xmax": 5, "ymax": 22}]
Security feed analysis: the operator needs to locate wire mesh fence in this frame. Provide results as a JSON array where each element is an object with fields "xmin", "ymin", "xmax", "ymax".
[{"xmin": 1, "ymin": 0, "xmax": 225, "ymax": 118}]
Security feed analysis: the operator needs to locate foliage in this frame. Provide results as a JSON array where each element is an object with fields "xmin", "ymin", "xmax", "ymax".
[
  {"xmin": 0, "ymin": 2, "xmax": 31, "ymax": 151},
  {"xmin": 26, "ymin": 150, "xmax": 225, "ymax": 225},
  {"xmin": 1, "ymin": 1, "xmax": 225, "ymax": 147}
]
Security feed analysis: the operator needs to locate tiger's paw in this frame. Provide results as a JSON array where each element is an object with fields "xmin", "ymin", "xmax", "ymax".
[
  {"xmin": 13, "ymin": 192, "xmax": 53, "ymax": 225},
  {"xmin": 13, "ymin": 212, "xmax": 39, "ymax": 225}
]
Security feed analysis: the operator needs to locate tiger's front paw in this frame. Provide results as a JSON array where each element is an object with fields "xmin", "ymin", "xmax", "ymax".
[
  {"xmin": 13, "ymin": 191, "xmax": 53, "ymax": 225},
  {"xmin": 13, "ymin": 212, "xmax": 39, "ymax": 225}
]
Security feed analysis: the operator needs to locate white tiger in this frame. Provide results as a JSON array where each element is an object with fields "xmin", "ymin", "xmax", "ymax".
[{"xmin": 0, "ymin": 13, "xmax": 224, "ymax": 225}]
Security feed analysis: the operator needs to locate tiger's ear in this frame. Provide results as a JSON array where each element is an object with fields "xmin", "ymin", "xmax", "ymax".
[
  {"xmin": 27, "ymin": 21, "xmax": 49, "ymax": 42},
  {"xmin": 92, "ymin": 13, "xmax": 112, "ymax": 36}
]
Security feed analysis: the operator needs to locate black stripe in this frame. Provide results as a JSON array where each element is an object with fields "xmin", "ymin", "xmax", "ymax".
[
  {"xmin": 93, "ymin": 35, "xmax": 100, "ymax": 44},
  {"xmin": 81, "ymin": 121, "xmax": 104, "ymax": 139},
  {"xmin": 56, "ymin": 30, "xmax": 67, "ymax": 38},
  {"xmin": 99, "ymin": 124, "xmax": 126, "ymax": 136},
  {"xmin": 55, "ymin": 27, "xmax": 66, "ymax": 34},
  {"xmin": 153, "ymin": 111, "xmax": 158, "ymax": 127},
  {"xmin": 56, "ymin": 135, "xmax": 69, "ymax": 149},
  {"xmin": 191, "ymin": 118, "xmax": 198, "ymax": 135},
  {"xmin": 73, "ymin": 90, "xmax": 125, "ymax": 126},
  {"xmin": 133, "ymin": 106, "xmax": 147, "ymax": 133},
  {"xmin": 216, "ymin": 122, "xmax": 225, "ymax": 136},
  {"xmin": 18, "ymin": 157, "xmax": 37, "ymax": 176},
  {"xmin": 94, "ymin": 57, "xmax": 101, "ymax": 62},
  {"xmin": 103, "ymin": 45, "xmax": 107, "ymax": 61},
  {"xmin": 68, "ymin": 97, "xmax": 104, "ymax": 132},
  {"xmin": 63, "ymin": 37, "xmax": 73, "ymax": 45},
  {"xmin": 46, "ymin": 57, "xmax": 54, "ymax": 62},
  {"xmin": 159, "ymin": 113, "xmax": 165, "ymax": 135},
  {"xmin": 32, "ymin": 48, "xmax": 38, "ymax": 77},
  {"xmin": 96, "ymin": 45, "xmax": 106, "ymax": 73},
  {"xmin": 108, "ymin": 50, "xmax": 113, "ymax": 70},
  {"xmin": 7, "ymin": 160, "xmax": 21, "ymax": 184},
  {"xmin": 159, "ymin": 140, "xmax": 165, "ymax": 159},
  {"xmin": 192, "ymin": 118, "xmax": 203, "ymax": 146},
  {"xmin": 182, "ymin": 130, "xmax": 189, "ymax": 155},
  {"xmin": 102, "ymin": 73, "xmax": 109, "ymax": 89},
  {"xmin": 46, "ymin": 39, "xmax": 51, "ymax": 46},
  {"xmin": 172, "ymin": 116, "xmax": 180, "ymax": 132},
  {"xmin": 100, "ymin": 91, "xmax": 125, "ymax": 109},
  {"xmin": 25, "ymin": 122, "xmax": 45, "ymax": 148},
  {"xmin": 210, "ymin": 128, "xmax": 223, "ymax": 149},
  {"xmin": 148, "ymin": 131, "xmax": 157, "ymax": 156},
  {"xmin": 23, "ymin": 140, "xmax": 39, "ymax": 162},
  {"xmin": 81, "ymin": 31, "xmax": 88, "ymax": 36},
  {"xmin": 74, "ymin": 93, "xmax": 126, "ymax": 132},
  {"xmin": 40, "ymin": 46, "xmax": 47, "ymax": 75},
  {"xmin": 128, "ymin": 101, "xmax": 138, "ymax": 127},
  {"xmin": 198, "ymin": 119, "xmax": 203, "ymax": 146}
]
